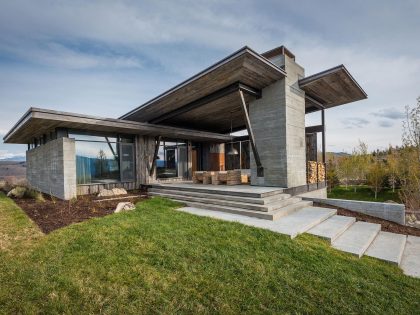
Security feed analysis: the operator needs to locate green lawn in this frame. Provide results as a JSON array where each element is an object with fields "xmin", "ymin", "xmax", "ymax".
[
  {"xmin": 328, "ymin": 185, "xmax": 401, "ymax": 203},
  {"xmin": 0, "ymin": 193, "xmax": 419, "ymax": 314}
]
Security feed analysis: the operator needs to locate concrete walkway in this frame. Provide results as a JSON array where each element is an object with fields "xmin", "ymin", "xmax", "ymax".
[{"xmin": 177, "ymin": 206, "xmax": 420, "ymax": 278}]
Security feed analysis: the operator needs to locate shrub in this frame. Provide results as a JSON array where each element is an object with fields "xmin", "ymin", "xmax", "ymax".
[{"xmin": 25, "ymin": 189, "xmax": 45, "ymax": 202}]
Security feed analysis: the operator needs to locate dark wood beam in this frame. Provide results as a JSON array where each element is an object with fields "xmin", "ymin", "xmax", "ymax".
[
  {"xmin": 305, "ymin": 125, "xmax": 323, "ymax": 134},
  {"xmin": 149, "ymin": 82, "xmax": 261, "ymax": 124},
  {"xmin": 149, "ymin": 136, "xmax": 161, "ymax": 177},
  {"xmin": 322, "ymin": 109, "xmax": 326, "ymax": 164},
  {"xmin": 239, "ymin": 90, "xmax": 264, "ymax": 177}
]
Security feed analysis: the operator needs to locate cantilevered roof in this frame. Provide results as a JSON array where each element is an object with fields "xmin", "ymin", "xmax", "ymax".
[
  {"xmin": 3, "ymin": 108, "xmax": 232, "ymax": 144},
  {"xmin": 299, "ymin": 65, "xmax": 367, "ymax": 113},
  {"xmin": 120, "ymin": 46, "xmax": 286, "ymax": 132}
]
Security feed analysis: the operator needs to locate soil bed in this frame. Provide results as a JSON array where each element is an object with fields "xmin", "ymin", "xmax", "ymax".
[
  {"xmin": 314, "ymin": 202, "xmax": 420, "ymax": 237},
  {"xmin": 14, "ymin": 191, "xmax": 147, "ymax": 233}
]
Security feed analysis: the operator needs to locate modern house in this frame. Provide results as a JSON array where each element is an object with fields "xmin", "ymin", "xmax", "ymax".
[{"xmin": 3, "ymin": 45, "xmax": 367, "ymax": 200}]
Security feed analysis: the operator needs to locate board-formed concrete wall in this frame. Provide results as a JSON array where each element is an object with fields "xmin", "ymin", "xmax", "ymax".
[
  {"xmin": 26, "ymin": 137, "xmax": 77, "ymax": 200},
  {"xmin": 302, "ymin": 197, "xmax": 406, "ymax": 225},
  {"xmin": 249, "ymin": 54, "xmax": 306, "ymax": 187}
]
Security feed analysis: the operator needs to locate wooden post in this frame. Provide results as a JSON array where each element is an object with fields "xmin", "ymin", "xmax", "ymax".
[
  {"xmin": 321, "ymin": 108, "xmax": 326, "ymax": 186},
  {"xmin": 239, "ymin": 90, "xmax": 264, "ymax": 177},
  {"xmin": 149, "ymin": 136, "xmax": 161, "ymax": 177}
]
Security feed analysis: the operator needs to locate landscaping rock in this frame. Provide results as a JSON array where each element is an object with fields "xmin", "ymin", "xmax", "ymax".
[
  {"xmin": 114, "ymin": 202, "xmax": 136, "ymax": 213},
  {"xmin": 112, "ymin": 188, "xmax": 128, "ymax": 196},
  {"xmin": 97, "ymin": 189, "xmax": 114, "ymax": 197},
  {"xmin": 7, "ymin": 186, "xmax": 27, "ymax": 198}
]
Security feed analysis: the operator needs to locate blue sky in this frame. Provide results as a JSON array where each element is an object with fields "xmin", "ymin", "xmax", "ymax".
[{"xmin": 1, "ymin": 0, "xmax": 419, "ymax": 159}]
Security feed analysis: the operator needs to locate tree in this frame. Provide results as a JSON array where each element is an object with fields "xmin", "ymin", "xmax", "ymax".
[
  {"xmin": 402, "ymin": 96, "xmax": 420, "ymax": 163},
  {"xmin": 352, "ymin": 141, "xmax": 370, "ymax": 192},
  {"xmin": 326, "ymin": 157, "xmax": 340, "ymax": 192},
  {"xmin": 399, "ymin": 97, "xmax": 420, "ymax": 211},
  {"xmin": 386, "ymin": 146, "xmax": 399, "ymax": 192},
  {"xmin": 366, "ymin": 158, "xmax": 386, "ymax": 200},
  {"xmin": 337, "ymin": 156, "xmax": 353, "ymax": 189}
]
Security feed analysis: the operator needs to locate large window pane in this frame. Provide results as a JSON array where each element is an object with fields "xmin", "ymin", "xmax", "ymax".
[
  {"xmin": 156, "ymin": 139, "xmax": 189, "ymax": 179},
  {"xmin": 120, "ymin": 143, "xmax": 135, "ymax": 182},
  {"xmin": 75, "ymin": 141, "xmax": 120, "ymax": 184}
]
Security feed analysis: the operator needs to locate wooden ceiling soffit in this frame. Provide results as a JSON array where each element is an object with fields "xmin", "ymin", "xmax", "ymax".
[
  {"xmin": 299, "ymin": 65, "xmax": 367, "ymax": 109},
  {"xmin": 150, "ymin": 82, "xmax": 261, "ymax": 124},
  {"xmin": 120, "ymin": 46, "xmax": 286, "ymax": 122},
  {"xmin": 3, "ymin": 108, "xmax": 233, "ymax": 144}
]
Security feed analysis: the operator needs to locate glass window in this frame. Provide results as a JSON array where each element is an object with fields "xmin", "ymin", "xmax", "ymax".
[
  {"xmin": 156, "ymin": 139, "xmax": 189, "ymax": 179},
  {"xmin": 225, "ymin": 140, "xmax": 250, "ymax": 170},
  {"xmin": 120, "ymin": 143, "xmax": 135, "ymax": 182},
  {"xmin": 75, "ymin": 141, "xmax": 120, "ymax": 184},
  {"xmin": 70, "ymin": 132, "xmax": 135, "ymax": 184}
]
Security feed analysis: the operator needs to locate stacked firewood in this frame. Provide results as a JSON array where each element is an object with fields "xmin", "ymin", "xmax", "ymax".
[{"xmin": 307, "ymin": 161, "xmax": 326, "ymax": 183}]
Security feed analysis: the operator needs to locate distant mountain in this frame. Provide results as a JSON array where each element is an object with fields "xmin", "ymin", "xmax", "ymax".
[
  {"xmin": 0, "ymin": 156, "xmax": 26, "ymax": 162},
  {"xmin": 327, "ymin": 152, "xmax": 351, "ymax": 158}
]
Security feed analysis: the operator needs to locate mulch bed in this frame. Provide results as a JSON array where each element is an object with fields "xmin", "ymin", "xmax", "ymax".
[
  {"xmin": 13, "ymin": 191, "xmax": 148, "ymax": 234},
  {"xmin": 314, "ymin": 202, "xmax": 420, "ymax": 237}
]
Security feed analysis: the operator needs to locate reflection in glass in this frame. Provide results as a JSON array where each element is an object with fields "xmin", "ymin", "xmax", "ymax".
[
  {"xmin": 225, "ymin": 140, "xmax": 250, "ymax": 170},
  {"xmin": 156, "ymin": 140, "xmax": 189, "ymax": 179},
  {"xmin": 75, "ymin": 141, "xmax": 119, "ymax": 184}
]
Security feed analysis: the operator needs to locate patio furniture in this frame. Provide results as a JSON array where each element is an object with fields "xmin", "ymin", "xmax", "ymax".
[
  {"xmin": 202, "ymin": 171, "xmax": 214, "ymax": 184},
  {"xmin": 193, "ymin": 171, "xmax": 204, "ymax": 184},
  {"xmin": 211, "ymin": 170, "xmax": 242, "ymax": 185}
]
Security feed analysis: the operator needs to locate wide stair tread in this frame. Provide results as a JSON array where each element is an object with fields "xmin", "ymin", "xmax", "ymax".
[
  {"xmin": 270, "ymin": 206, "xmax": 336, "ymax": 238},
  {"xmin": 164, "ymin": 198, "xmax": 313, "ymax": 221},
  {"xmin": 400, "ymin": 235, "xmax": 420, "ymax": 278},
  {"xmin": 364, "ymin": 231, "xmax": 407, "ymax": 265},
  {"xmin": 148, "ymin": 188, "xmax": 291, "ymax": 205},
  {"xmin": 332, "ymin": 222, "xmax": 381, "ymax": 258},
  {"xmin": 149, "ymin": 191, "xmax": 300, "ymax": 212},
  {"xmin": 149, "ymin": 184, "xmax": 284, "ymax": 198},
  {"xmin": 307, "ymin": 215, "xmax": 356, "ymax": 243}
]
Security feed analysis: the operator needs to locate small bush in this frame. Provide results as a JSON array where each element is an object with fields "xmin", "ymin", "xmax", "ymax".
[{"xmin": 25, "ymin": 189, "xmax": 45, "ymax": 202}]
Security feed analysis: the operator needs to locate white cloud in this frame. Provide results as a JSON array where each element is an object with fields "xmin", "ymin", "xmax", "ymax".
[
  {"xmin": 0, "ymin": 0, "xmax": 419, "ymax": 153},
  {"xmin": 0, "ymin": 150, "xmax": 25, "ymax": 160}
]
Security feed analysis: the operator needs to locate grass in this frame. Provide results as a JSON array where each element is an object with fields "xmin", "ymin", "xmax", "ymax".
[
  {"xmin": 328, "ymin": 185, "xmax": 401, "ymax": 203},
  {"xmin": 0, "ymin": 193, "xmax": 419, "ymax": 314}
]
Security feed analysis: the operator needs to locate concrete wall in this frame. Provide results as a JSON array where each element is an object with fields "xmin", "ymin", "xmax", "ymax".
[
  {"xmin": 26, "ymin": 137, "xmax": 77, "ymax": 200},
  {"xmin": 249, "ymin": 54, "xmax": 306, "ymax": 187},
  {"xmin": 302, "ymin": 197, "xmax": 406, "ymax": 225},
  {"xmin": 298, "ymin": 187, "xmax": 327, "ymax": 198}
]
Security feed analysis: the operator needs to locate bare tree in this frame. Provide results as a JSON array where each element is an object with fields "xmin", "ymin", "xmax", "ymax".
[
  {"xmin": 400, "ymin": 97, "xmax": 420, "ymax": 211},
  {"xmin": 367, "ymin": 158, "xmax": 386, "ymax": 200}
]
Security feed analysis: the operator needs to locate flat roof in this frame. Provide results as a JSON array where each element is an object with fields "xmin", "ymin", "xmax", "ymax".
[
  {"xmin": 299, "ymin": 65, "xmax": 367, "ymax": 112},
  {"xmin": 120, "ymin": 46, "xmax": 286, "ymax": 126},
  {"xmin": 3, "ymin": 108, "xmax": 233, "ymax": 144}
]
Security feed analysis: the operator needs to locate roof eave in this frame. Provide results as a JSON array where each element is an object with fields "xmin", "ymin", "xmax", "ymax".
[{"xmin": 119, "ymin": 46, "xmax": 286, "ymax": 120}]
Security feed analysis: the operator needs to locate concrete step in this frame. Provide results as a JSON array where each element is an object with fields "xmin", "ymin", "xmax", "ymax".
[
  {"xmin": 149, "ymin": 184, "xmax": 284, "ymax": 198},
  {"xmin": 400, "ymin": 235, "xmax": 420, "ymax": 278},
  {"xmin": 364, "ymin": 232, "xmax": 407, "ymax": 265},
  {"xmin": 160, "ymin": 197, "xmax": 312, "ymax": 220},
  {"xmin": 269, "ymin": 206, "xmax": 337, "ymax": 238},
  {"xmin": 148, "ymin": 188, "xmax": 292, "ymax": 205},
  {"xmin": 149, "ymin": 191, "xmax": 301, "ymax": 212},
  {"xmin": 332, "ymin": 222, "xmax": 381, "ymax": 258},
  {"xmin": 177, "ymin": 206, "xmax": 336, "ymax": 239},
  {"xmin": 271, "ymin": 200, "xmax": 313, "ymax": 220},
  {"xmin": 307, "ymin": 215, "xmax": 356, "ymax": 243}
]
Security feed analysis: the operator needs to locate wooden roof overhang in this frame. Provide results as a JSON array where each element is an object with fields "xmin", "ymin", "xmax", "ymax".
[
  {"xmin": 299, "ymin": 65, "xmax": 367, "ymax": 113},
  {"xmin": 3, "ymin": 108, "xmax": 233, "ymax": 144},
  {"xmin": 120, "ymin": 46, "xmax": 286, "ymax": 133}
]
